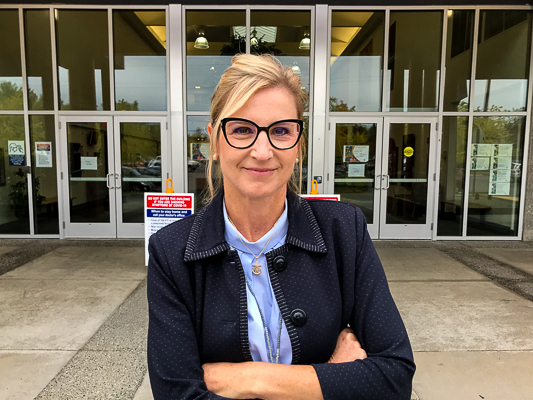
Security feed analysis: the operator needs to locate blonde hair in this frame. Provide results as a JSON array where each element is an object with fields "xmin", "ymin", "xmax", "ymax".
[{"xmin": 204, "ymin": 53, "xmax": 307, "ymax": 204}]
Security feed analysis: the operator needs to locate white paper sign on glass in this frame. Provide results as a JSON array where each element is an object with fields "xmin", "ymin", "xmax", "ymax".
[
  {"xmin": 490, "ymin": 169, "xmax": 511, "ymax": 183},
  {"xmin": 343, "ymin": 145, "xmax": 369, "ymax": 163},
  {"xmin": 190, "ymin": 143, "xmax": 211, "ymax": 160},
  {"xmin": 348, "ymin": 163, "xmax": 365, "ymax": 177},
  {"xmin": 471, "ymin": 143, "xmax": 492, "ymax": 157},
  {"xmin": 81, "ymin": 157, "xmax": 98, "ymax": 170},
  {"xmin": 489, "ymin": 182, "xmax": 510, "ymax": 196},
  {"xmin": 493, "ymin": 144, "xmax": 512, "ymax": 157},
  {"xmin": 35, "ymin": 142, "xmax": 53, "ymax": 168},
  {"xmin": 471, "ymin": 156, "xmax": 490, "ymax": 170},
  {"xmin": 491, "ymin": 156, "xmax": 512, "ymax": 170}
]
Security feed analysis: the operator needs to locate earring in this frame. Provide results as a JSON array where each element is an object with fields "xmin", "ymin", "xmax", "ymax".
[
  {"xmin": 213, "ymin": 153, "xmax": 218, "ymax": 160},
  {"xmin": 296, "ymin": 157, "xmax": 299, "ymax": 163}
]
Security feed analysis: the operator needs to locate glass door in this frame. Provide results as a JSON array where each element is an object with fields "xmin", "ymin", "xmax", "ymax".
[
  {"xmin": 60, "ymin": 116, "xmax": 167, "ymax": 238},
  {"xmin": 114, "ymin": 117, "xmax": 167, "ymax": 237},
  {"xmin": 379, "ymin": 117, "xmax": 438, "ymax": 239},
  {"xmin": 329, "ymin": 118, "xmax": 383, "ymax": 237},
  {"xmin": 60, "ymin": 116, "xmax": 116, "ymax": 237},
  {"xmin": 328, "ymin": 117, "xmax": 438, "ymax": 239}
]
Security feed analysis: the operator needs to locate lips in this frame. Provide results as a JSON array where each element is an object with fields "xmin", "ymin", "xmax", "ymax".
[{"xmin": 244, "ymin": 167, "xmax": 276, "ymax": 176}]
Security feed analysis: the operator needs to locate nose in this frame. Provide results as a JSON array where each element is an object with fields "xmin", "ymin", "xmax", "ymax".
[{"xmin": 251, "ymin": 128, "xmax": 273, "ymax": 160}]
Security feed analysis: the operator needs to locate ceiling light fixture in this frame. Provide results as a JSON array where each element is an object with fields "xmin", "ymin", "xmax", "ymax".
[
  {"xmin": 291, "ymin": 62, "xmax": 301, "ymax": 76},
  {"xmin": 299, "ymin": 31, "xmax": 310, "ymax": 50},
  {"xmin": 250, "ymin": 28, "xmax": 259, "ymax": 46},
  {"xmin": 194, "ymin": 29, "xmax": 209, "ymax": 49}
]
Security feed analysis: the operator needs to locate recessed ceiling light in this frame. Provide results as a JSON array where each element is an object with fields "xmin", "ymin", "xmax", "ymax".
[{"xmin": 195, "ymin": 86, "xmax": 201, "ymax": 89}]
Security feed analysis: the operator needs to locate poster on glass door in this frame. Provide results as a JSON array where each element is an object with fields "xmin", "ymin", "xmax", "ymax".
[{"xmin": 144, "ymin": 193, "xmax": 194, "ymax": 265}]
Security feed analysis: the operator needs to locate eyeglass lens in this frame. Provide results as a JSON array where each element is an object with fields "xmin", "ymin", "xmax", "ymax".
[{"xmin": 224, "ymin": 120, "xmax": 301, "ymax": 149}]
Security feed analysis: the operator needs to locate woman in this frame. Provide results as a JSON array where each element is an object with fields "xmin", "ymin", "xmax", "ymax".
[{"xmin": 147, "ymin": 54, "xmax": 415, "ymax": 399}]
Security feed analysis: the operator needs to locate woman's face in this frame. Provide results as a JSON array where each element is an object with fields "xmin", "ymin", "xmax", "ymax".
[{"xmin": 210, "ymin": 87, "xmax": 300, "ymax": 203}]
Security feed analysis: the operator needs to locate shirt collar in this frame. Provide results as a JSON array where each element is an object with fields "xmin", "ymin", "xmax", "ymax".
[
  {"xmin": 223, "ymin": 198, "xmax": 288, "ymax": 255},
  {"xmin": 183, "ymin": 190, "xmax": 327, "ymax": 262}
]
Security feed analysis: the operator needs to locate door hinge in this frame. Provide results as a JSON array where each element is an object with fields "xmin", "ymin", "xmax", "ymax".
[
  {"xmin": 327, "ymin": 173, "xmax": 330, "ymax": 181},
  {"xmin": 63, "ymin": 221, "xmax": 65, "ymax": 229},
  {"xmin": 166, "ymin": 122, "xmax": 168, "ymax": 130},
  {"xmin": 61, "ymin": 172, "xmax": 63, "ymax": 180},
  {"xmin": 328, "ymin": 122, "xmax": 331, "ymax": 130},
  {"xmin": 436, "ymin": 122, "xmax": 439, "ymax": 131},
  {"xmin": 433, "ymin": 173, "xmax": 436, "ymax": 181},
  {"xmin": 431, "ymin": 223, "xmax": 434, "ymax": 231},
  {"xmin": 58, "ymin": 121, "xmax": 61, "ymax": 129}
]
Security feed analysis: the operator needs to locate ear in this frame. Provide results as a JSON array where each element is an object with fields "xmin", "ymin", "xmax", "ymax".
[{"xmin": 207, "ymin": 122, "xmax": 213, "ymax": 139}]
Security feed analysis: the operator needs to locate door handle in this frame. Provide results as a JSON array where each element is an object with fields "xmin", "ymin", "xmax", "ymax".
[
  {"xmin": 382, "ymin": 175, "xmax": 390, "ymax": 190},
  {"xmin": 375, "ymin": 174, "xmax": 381, "ymax": 190},
  {"xmin": 106, "ymin": 173, "xmax": 114, "ymax": 189},
  {"xmin": 115, "ymin": 173, "xmax": 121, "ymax": 189}
]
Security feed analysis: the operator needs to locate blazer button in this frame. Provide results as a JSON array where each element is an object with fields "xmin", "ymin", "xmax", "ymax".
[
  {"xmin": 290, "ymin": 309, "xmax": 306, "ymax": 327},
  {"xmin": 273, "ymin": 256, "xmax": 287, "ymax": 272}
]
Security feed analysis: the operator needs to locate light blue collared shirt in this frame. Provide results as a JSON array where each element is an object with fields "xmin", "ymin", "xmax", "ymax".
[{"xmin": 223, "ymin": 200, "xmax": 292, "ymax": 364}]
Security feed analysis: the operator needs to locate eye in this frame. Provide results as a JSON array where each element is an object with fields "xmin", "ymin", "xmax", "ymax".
[
  {"xmin": 233, "ymin": 126, "xmax": 254, "ymax": 135},
  {"xmin": 271, "ymin": 126, "xmax": 291, "ymax": 136},
  {"xmin": 226, "ymin": 121, "xmax": 256, "ymax": 136}
]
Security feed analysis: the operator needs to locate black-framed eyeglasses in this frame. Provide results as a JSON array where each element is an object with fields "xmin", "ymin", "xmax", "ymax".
[{"xmin": 221, "ymin": 117, "xmax": 303, "ymax": 150}]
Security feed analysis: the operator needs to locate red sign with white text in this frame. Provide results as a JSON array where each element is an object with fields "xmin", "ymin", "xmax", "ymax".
[{"xmin": 146, "ymin": 195, "xmax": 192, "ymax": 209}]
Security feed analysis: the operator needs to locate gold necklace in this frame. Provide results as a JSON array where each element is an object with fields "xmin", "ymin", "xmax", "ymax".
[{"xmin": 227, "ymin": 216, "xmax": 276, "ymax": 275}]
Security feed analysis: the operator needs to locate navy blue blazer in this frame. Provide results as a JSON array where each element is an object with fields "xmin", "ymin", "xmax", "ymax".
[{"xmin": 147, "ymin": 191, "xmax": 415, "ymax": 399}]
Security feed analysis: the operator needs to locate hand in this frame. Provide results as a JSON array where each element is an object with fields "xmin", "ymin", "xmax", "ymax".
[
  {"xmin": 328, "ymin": 327, "xmax": 367, "ymax": 363},
  {"xmin": 203, "ymin": 362, "xmax": 254, "ymax": 399}
]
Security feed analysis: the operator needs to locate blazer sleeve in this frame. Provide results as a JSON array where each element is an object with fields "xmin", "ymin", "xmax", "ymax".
[
  {"xmin": 311, "ymin": 207, "xmax": 416, "ymax": 400},
  {"xmin": 147, "ymin": 233, "xmax": 237, "ymax": 400}
]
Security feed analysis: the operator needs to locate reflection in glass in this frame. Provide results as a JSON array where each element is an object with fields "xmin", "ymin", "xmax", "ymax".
[
  {"xmin": 466, "ymin": 117, "xmax": 525, "ymax": 236},
  {"xmin": 443, "ymin": 10, "xmax": 474, "ymax": 112},
  {"xmin": 334, "ymin": 123, "xmax": 377, "ymax": 223},
  {"xmin": 0, "ymin": 115, "xmax": 30, "ymax": 234},
  {"xmin": 186, "ymin": 11, "xmax": 246, "ymax": 111},
  {"xmin": 67, "ymin": 122, "xmax": 110, "ymax": 223},
  {"xmin": 29, "ymin": 116, "xmax": 59, "ymax": 234},
  {"xmin": 113, "ymin": 11, "xmax": 167, "ymax": 111},
  {"xmin": 387, "ymin": 12, "xmax": 443, "ymax": 112},
  {"xmin": 386, "ymin": 123, "xmax": 430, "ymax": 224},
  {"xmin": 251, "ymin": 11, "xmax": 311, "ymax": 111},
  {"xmin": 473, "ymin": 11, "xmax": 531, "ymax": 112},
  {"xmin": 0, "ymin": 10, "xmax": 23, "ymax": 110},
  {"xmin": 300, "ymin": 116, "xmax": 309, "ymax": 195},
  {"xmin": 24, "ymin": 10, "xmax": 54, "ymax": 111},
  {"xmin": 437, "ymin": 117, "xmax": 468, "ymax": 236},
  {"xmin": 187, "ymin": 116, "xmax": 210, "ymax": 211},
  {"xmin": 56, "ymin": 10, "xmax": 110, "ymax": 110},
  {"xmin": 120, "ymin": 123, "xmax": 162, "ymax": 223},
  {"xmin": 330, "ymin": 12, "xmax": 384, "ymax": 112}
]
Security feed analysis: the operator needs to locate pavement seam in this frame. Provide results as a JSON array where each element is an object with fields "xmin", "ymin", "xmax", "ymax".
[
  {"xmin": 0, "ymin": 242, "xmax": 61, "ymax": 277},
  {"xmin": 434, "ymin": 243, "xmax": 533, "ymax": 303},
  {"xmin": 34, "ymin": 278, "xmax": 148, "ymax": 400}
]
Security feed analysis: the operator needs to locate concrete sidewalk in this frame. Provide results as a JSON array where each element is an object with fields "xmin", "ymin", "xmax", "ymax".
[{"xmin": 1, "ymin": 239, "xmax": 532, "ymax": 400}]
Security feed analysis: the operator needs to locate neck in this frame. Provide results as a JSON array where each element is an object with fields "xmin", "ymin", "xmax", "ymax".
[{"xmin": 224, "ymin": 187, "xmax": 286, "ymax": 242}]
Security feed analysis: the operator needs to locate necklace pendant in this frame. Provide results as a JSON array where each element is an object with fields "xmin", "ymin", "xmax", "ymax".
[{"xmin": 252, "ymin": 262, "xmax": 262, "ymax": 275}]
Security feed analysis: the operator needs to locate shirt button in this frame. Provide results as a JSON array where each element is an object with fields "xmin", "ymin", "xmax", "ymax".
[
  {"xmin": 290, "ymin": 309, "xmax": 306, "ymax": 327},
  {"xmin": 273, "ymin": 256, "xmax": 287, "ymax": 272}
]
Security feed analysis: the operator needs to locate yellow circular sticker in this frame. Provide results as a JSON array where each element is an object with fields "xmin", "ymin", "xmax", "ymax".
[{"xmin": 404, "ymin": 147, "xmax": 414, "ymax": 157}]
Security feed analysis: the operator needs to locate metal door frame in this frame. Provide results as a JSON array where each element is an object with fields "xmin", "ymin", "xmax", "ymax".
[
  {"xmin": 113, "ymin": 116, "xmax": 168, "ymax": 238},
  {"xmin": 327, "ymin": 117, "xmax": 384, "ymax": 238},
  {"xmin": 379, "ymin": 116, "xmax": 439, "ymax": 239},
  {"xmin": 59, "ymin": 115, "xmax": 116, "ymax": 238}
]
